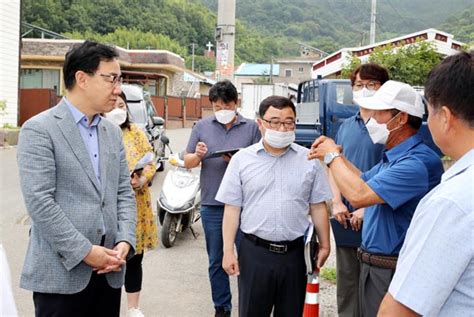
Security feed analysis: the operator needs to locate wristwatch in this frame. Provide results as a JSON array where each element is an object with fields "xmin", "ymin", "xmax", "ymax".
[{"xmin": 323, "ymin": 151, "xmax": 342, "ymax": 166}]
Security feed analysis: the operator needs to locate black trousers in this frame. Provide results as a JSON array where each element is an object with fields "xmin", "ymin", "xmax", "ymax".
[
  {"xmin": 125, "ymin": 252, "xmax": 144, "ymax": 293},
  {"xmin": 238, "ymin": 235, "xmax": 306, "ymax": 317},
  {"xmin": 33, "ymin": 272, "xmax": 121, "ymax": 317},
  {"xmin": 359, "ymin": 262, "xmax": 395, "ymax": 317}
]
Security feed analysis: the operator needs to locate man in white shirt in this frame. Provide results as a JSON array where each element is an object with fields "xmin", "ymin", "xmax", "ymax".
[{"xmin": 378, "ymin": 51, "xmax": 474, "ymax": 316}]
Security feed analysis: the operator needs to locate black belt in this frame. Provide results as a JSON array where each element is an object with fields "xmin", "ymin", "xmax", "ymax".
[{"xmin": 244, "ymin": 233, "xmax": 303, "ymax": 254}]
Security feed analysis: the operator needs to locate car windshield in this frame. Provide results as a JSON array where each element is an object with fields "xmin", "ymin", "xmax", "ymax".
[{"xmin": 128, "ymin": 102, "xmax": 147, "ymax": 124}]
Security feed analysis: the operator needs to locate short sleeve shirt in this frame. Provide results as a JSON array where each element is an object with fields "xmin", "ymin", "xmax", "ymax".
[
  {"xmin": 361, "ymin": 134, "xmax": 443, "ymax": 255},
  {"xmin": 215, "ymin": 141, "xmax": 333, "ymax": 241},
  {"xmin": 389, "ymin": 149, "xmax": 474, "ymax": 316},
  {"xmin": 186, "ymin": 114, "xmax": 261, "ymax": 206},
  {"xmin": 333, "ymin": 112, "xmax": 384, "ymax": 247}
]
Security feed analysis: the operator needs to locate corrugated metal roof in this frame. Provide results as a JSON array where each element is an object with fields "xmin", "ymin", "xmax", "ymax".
[{"xmin": 235, "ymin": 63, "xmax": 279, "ymax": 76}]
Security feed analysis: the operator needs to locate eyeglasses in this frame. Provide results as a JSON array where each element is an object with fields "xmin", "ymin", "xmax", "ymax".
[
  {"xmin": 262, "ymin": 118, "xmax": 296, "ymax": 130},
  {"xmin": 98, "ymin": 73, "xmax": 123, "ymax": 86},
  {"xmin": 353, "ymin": 81, "xmax": 381, "ymax": 91}
]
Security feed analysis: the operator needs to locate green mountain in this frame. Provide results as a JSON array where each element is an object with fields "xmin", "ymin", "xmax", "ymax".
[{"xmin": 22, "ymin": 0, "xmax": 473, "ymax": 70}]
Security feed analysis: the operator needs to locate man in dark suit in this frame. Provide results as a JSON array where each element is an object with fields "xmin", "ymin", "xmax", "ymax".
[{"xmin": 17, "ymin": 40, "xmax": 136, "ymax": 317}]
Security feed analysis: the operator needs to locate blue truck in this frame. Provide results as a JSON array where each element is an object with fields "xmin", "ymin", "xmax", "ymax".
[{"xmin": 294, "ymin": 78, "xmax": 441, "ymax": 155}]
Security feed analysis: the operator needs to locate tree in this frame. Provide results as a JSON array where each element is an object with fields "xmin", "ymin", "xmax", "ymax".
[{"xmin": 341, "ymin": 41, "xmax": 442, "ymax": 86}]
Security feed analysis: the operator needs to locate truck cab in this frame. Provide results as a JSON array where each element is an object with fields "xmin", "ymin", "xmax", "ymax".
[
  {"xmin": 296, "ymin": 78, "xmax": 357, "ymax": 147},
  {"xmin": 295, "ymin": 78, "xmax": 441, "ymax": 155}
]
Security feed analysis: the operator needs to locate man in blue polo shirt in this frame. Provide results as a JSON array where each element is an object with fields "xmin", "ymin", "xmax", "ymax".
[
  {"xmin": 308, "ymin": 80, "xmax": 443, "ymax": 316},
  {"xmin": 184, "ymin": 80, "xmax": 261, "ymax": 317},
  {"xmin": 329, "ymin": 63, "xmax": 387, "ymax": 317}
]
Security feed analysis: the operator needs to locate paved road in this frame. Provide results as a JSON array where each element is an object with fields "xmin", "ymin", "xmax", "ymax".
[{"xmin": 0, "ymin": 128, "xmax": 337, "ymax": 317}]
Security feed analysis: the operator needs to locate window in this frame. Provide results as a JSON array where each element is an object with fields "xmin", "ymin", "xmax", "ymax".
[
  {"xmin": 336, "ymin": 84, "xmax": 355, "ymax": 105},
  {"xmin": 20, "ymin": 69, "xmax": 60, "ymax": 94},
  {"xmin": 285, "ymin": 69, "xmax": 292, "ymax": 78},
  {"xmin": 298, "ymin": 67, "xmax": 304, "ymax": 73}
]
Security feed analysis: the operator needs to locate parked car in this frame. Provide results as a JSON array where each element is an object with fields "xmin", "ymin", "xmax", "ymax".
[{"xmin": 121, "ymin": 84, "xmax": 166, "ymax": 171}]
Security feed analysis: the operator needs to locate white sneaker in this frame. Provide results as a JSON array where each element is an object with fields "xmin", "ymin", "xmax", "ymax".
[{"xmin": 127, "ymin": 307, "xmax": 145, "ymax": 317}]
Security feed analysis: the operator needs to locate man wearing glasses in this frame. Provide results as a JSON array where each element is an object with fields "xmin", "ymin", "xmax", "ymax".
[
  {"xmin": 17, "ymin": 40, "xmax": 136, "ymax": 316},
  {"xmin": 329, "ymin": 63, "xmax": 388, "ymax": 317},
  {"xmin": 184, "ymin": 80, "xmax": 261, "ymax": 317},
  {"xmin": 217, "ymin": 96, "xmax": 332, "ymax": 316}
]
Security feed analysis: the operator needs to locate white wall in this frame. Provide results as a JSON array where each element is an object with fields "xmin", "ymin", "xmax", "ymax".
[{"xmin": 0, "ymin": 0, "xmax": 21, "ymax": 126}]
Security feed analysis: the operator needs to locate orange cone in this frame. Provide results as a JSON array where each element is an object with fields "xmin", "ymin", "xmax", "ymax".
[{"xmin": 303, "ymin": 270, "xmax": 319, "ymax": 317}]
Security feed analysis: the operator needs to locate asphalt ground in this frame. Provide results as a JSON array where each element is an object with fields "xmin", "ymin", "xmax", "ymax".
[{"xmin": 0, "ymin": 128, "xmax": 337, "ymax": 317}]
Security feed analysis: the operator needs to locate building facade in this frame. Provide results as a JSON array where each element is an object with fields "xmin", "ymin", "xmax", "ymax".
[
  {"xmin": 312, "ymin": 28, "xmax": 465, "ymax": 78},
  {"xmin": 0, "ymin": 0, "xmax": 21, "ymax": 127}
]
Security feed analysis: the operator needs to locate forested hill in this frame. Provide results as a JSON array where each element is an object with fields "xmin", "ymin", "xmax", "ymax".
[
  {"xmin": 202, "ymin": 0, "xmax": 473, "ymax": 50},
  {"xmin": 22, "ymin": 0, "xmax": 473, "ymax": 71}
]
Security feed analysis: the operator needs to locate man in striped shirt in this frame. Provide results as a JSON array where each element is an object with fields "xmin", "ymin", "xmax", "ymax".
[{"xmin": 216, "ymin": 96, "xmax": 332, "ymax": 317}]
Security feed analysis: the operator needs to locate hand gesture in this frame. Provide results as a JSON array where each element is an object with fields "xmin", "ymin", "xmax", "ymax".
[
  {"xmin": 83, "ymin": 245, "xmax": 125, "ymax": 273},
  {"xmin": 221, "ymin": 153, "xmax": 233, "ymax": 163},
  {"xmin": 307, "ymin": 136, "xmax": 341, "ymax": 160},
  {"xmin": 130, "ymin": 172, "xmax": 146, "ymax": 189},
  {"xmin": 222, "ymin": 250, "xmax": 240, "ymax": 276},
  {"xmin": 195, "ymin": 142, "xmax": 208, "ymax": 159},
  {"xmin": 332, "ymin": 201, "xmax": 352, "ymax": 229},
  {"xmin": 350, "ymin": 208, "xmax": 364, "ymax": 232}
]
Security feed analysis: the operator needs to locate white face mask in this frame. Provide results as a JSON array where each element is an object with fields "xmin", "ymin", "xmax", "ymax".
[
  {"xmin": 365, "ymin": 113, "xmax": 401, "ymax": 145},
  {"xmin": 264, "ymin": 129, "xmax": 295, "ymax": 149},
  {"xmin": 353, "ymin": 87, "xmax": 376, "ymax": 99},
  {"xmin": 105, "ymin": 108, "xmax": 127, "ymax": 126},
  {"xmin": 215, "ymin": 109, "xmax": 236, "ymax": 125}
]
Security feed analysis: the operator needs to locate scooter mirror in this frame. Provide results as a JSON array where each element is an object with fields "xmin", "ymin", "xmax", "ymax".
[{"xmin": 160, "ymin": 135, "xmax": 170, "ymax": 145}]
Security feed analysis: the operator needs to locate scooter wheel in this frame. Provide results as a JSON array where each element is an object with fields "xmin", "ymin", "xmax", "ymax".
[{"xmin": 161, "ymin": 213, "xmax": 179, "ymax": 248}]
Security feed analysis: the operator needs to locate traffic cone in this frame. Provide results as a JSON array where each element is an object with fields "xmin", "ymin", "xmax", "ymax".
[{"xmin": 303, "ymin": 270, "xmax": 319, "ymax": 317}]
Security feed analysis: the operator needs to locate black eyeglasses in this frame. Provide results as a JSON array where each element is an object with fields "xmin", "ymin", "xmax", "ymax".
[{"xmin": 262, "ymin": 118, "xmax": 295, "ymax": 130}]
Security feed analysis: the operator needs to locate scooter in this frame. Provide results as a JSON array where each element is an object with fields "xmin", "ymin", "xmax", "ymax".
[{"xmin": 157, "ymin": 135, "xmax": 201, "ymax": 248}]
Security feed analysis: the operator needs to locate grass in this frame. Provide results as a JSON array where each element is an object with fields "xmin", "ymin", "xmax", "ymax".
[{"xmin": 320, "ymin": 267, "xmax": 337, "ymax": 284}]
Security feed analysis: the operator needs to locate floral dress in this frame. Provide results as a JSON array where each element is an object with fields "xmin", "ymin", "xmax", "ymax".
[{"xmin": 122, "ymin": 124, "xmax": 158, "ymax": 254}]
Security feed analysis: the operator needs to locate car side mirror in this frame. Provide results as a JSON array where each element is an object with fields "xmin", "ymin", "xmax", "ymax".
[
  {"xmin": 160, "ymin": 135, "xmax": 170, "ymax": 145},
  {"xmin": 152, "ymin": 116, "xmax": 165, "ymax": 126}
]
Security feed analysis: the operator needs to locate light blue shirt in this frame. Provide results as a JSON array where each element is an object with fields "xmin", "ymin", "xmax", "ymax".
[
  {"xmin": 64, "ymin": 98, "xmax": 101, "ymax": 184},
  {"xmin": 389, "ymin": 149, "xmax": 474, "ymax": 316},
  {"xmin": 215, "ymin": 141, "xmax": 332, "ymax": 241}
]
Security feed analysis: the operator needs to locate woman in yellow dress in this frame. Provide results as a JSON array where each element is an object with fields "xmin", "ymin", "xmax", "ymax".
[{"xmin": 104, "ymin": 92, "xmax": 157, "ymax": 317}]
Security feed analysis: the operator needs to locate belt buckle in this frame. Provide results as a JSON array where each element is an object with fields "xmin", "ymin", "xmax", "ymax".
[{"xmin": 269, "ymin": 243, "xmax": 287, "ymax": 254}]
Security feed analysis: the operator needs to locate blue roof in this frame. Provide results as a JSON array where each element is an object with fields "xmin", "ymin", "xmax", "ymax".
[{"xmin": 235, "ymin": 63, "xmax": 279, "ymax": 76}]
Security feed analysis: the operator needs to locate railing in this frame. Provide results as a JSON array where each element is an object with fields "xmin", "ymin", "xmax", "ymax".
[{"xmin": 19, "ymin": 89, "xmax": 215, "ymax": 128}]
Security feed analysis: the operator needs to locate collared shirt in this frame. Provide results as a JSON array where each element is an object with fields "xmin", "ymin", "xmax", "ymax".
[
  {"xmin": 361, "ymin": 134, "xmax": 443, "ymax": 255},
  {"xmin": 389, "ymin": 149, "xmax": 474, "ymax": 316},
  {"xmin": 64, "ymin": 98, "xmax": 102, "ymax": 184},
  {"xmin": 215, "ymin": 141, "xmax": 332, "ymax": 241},
  {"xmin": 186, "ymin": 113, "xmax": 261, "ymax": 206},
  {"xmin": 332, "ymin": 112, "xmax": 384, "ymax": 247}
]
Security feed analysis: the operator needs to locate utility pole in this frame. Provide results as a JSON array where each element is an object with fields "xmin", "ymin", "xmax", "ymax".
[
  {"xmin": 269, "ymin": 56, "xmax": 274, "ymax": 84},
  {"xmin": 190, "ymin": 42, "xmax": 197, "ymax": 72},
  {"xmin": 370, "ymin": 0, "xmax": 377, "ymax": 44},
  {"xmin": 216, "ymin": 0, "xmax": 236, "ymax": 81}
]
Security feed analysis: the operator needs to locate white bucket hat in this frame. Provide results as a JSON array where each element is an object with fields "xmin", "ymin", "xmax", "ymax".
[{"xmin": 354, "ymin": 80, "xmax": 424, "ymax": 118}]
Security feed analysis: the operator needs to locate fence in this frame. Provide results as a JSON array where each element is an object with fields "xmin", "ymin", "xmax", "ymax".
[{"xmin": 19, "ymin": 89, "xmax": 213, "ymax": 128}]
